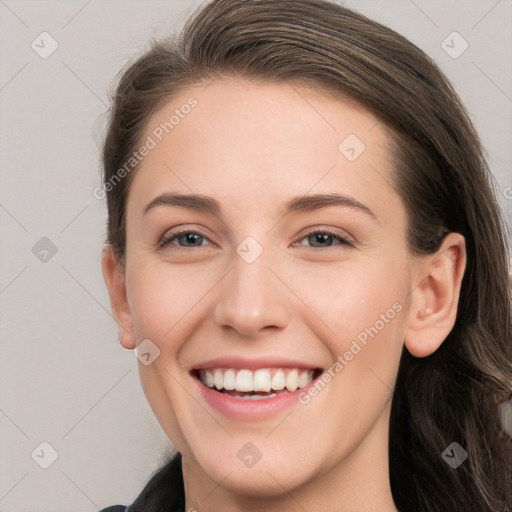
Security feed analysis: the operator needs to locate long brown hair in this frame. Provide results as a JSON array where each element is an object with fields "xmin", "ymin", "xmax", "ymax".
[{"xmin": 101, "ymin": 1, "xmax": 512, "ymax": 510}]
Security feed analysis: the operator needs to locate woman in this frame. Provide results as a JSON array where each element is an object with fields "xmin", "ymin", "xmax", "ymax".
[{"xmin": 98, "ymin": 0, "xmax": 512, "ymax": 510}]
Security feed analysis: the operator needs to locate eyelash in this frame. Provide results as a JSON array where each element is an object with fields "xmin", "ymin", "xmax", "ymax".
[{"xmin": 158, "ymin": 228, "xmax": 354, "ymax": 250}]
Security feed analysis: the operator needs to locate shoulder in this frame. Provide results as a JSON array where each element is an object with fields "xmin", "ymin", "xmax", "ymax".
[{"xmin": 98, "ymin": 506, "xmax": 128, "ymax": 512}]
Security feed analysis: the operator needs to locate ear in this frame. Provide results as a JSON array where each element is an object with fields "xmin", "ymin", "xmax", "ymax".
[
  {"xmin": 101, "ymin": 245, "xmax": 136, "ymax": 350},
  {"xmin": 404, "ymin": 232, "xmax": 466, "ymax": 358}
]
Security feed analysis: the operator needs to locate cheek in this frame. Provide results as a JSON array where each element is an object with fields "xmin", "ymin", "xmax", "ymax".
[
  {"xmin": 125, "ymin": 260, "xmax": 211, "ymax": 457},
  {"xmin": 295, "ymin": 255, "xmax": 407, "ymax": 415},
  {"xmin": 295, "ymin": 256, "xmax": 407, "ymax": 349},
  {"xmin": 293, "ymin": 261, "xmax": 405, "ymax": 452},
  {"xmin": 126, "ymin": 259, "xmax": 212, "ymax": 343}
]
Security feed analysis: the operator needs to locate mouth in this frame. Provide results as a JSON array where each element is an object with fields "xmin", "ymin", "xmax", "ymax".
[{"xmin": 191, "ymin": 367, "xmax": 324, "ymax": 400}]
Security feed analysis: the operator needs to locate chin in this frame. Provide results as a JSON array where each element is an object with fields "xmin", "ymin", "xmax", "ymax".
[{"xmin": 191, "ymin": 440, "xmax": 321, "ymax": 498}]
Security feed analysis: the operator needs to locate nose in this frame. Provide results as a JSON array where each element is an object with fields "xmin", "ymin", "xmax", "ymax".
[{"xmin": 211, "ymin": 246, "xmax": 290, "ymax": 338}]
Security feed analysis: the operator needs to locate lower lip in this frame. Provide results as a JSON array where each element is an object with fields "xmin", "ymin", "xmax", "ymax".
[{"xmin": 193, "ymin": 372, "xmax": 321, "ymax": 421}]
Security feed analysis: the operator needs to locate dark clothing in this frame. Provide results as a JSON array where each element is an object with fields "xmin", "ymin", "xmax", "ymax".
[{"xmin": 99, "ymin": 452, "xmax": 186, "ymax": 512}]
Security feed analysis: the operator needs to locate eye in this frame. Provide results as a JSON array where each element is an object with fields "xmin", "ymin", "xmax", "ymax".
[
  {"xmin": 158, "ymin": 229, "xmax": 212, "ymax": 249},
  {"xmin": 158, "ymin": 227, "xmax": 354, "ymax": 250},
  {"xmin": 294, "ymin": 228, "xmax": 354, "ymax": 249}
]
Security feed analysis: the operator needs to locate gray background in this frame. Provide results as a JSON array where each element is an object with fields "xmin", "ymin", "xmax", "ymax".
[{"xmin": 0, "ymin": 1, "xmax": 510, "ymax": 511}]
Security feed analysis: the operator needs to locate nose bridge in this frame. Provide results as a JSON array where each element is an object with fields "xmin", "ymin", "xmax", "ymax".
[{"xmin": 211, "ymin": 236, "xmax": 290, "ymax": 336}]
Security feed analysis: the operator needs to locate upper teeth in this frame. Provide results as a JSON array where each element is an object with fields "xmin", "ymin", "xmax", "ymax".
[{"xmin": 198, "ymin": 368, "xmax": 315, "ymax": 393}]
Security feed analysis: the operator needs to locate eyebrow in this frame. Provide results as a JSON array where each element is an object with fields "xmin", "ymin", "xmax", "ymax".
[{"xmin": 143, "ymin": 192, "xmax": 377, "ymax": 221}]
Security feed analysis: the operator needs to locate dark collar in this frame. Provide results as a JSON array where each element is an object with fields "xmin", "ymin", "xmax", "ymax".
[{"xmin": 127, "ymin": 452, "xmax": 185, "ymax": 512}]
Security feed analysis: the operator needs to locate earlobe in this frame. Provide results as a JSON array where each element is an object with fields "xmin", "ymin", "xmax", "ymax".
[
  {"xmin": 404, "ymin": 233, "xmax": 467, "ymax": 358},
  {"xmin": 101, "ymin": 245, "xmax": 137, "ymax": 350}
]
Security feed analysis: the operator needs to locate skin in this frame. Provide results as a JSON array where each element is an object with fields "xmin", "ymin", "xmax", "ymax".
[{"xmin": 102, "ymin": 80, "xmax": 466, "ymax": 512}]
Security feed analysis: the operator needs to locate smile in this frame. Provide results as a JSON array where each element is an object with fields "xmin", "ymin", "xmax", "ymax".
[{"xmin": 193, "ymin": 367, "xmax": 323, "ymax": 399}]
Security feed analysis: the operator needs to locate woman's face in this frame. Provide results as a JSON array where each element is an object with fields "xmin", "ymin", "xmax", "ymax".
[{"xmin": 116, "ymin": 80, "xmax": 419, "ymax": 496}]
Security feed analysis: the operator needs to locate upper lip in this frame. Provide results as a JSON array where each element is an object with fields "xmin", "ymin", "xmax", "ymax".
[{"xmin": 191, "ymin": 355, "xmax": 324, "ymax": 371}]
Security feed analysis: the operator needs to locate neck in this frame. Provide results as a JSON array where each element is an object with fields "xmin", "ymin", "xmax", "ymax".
[{"xmin": 182, "ymin": 403, "xmax": 398, "ymax": 512}]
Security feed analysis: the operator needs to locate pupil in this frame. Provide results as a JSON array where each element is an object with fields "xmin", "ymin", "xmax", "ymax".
[
  {"xmin": 312, "ymin": 233, "xmax": 331, "ymax": 246},
  {"xmin": 182, "ymin": 233, "xmax": 200, "ymax": 246}
]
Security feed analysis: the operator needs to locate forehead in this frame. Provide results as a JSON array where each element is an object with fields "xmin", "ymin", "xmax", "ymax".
[{"xmin": 127, "ymin": 79, "xmax": 401, "ymax": 225}]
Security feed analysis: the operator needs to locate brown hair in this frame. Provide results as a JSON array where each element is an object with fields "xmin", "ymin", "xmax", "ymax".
[{"xmin": 101, "ymin": 1, "xmax": 512, "ymax": 510}]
